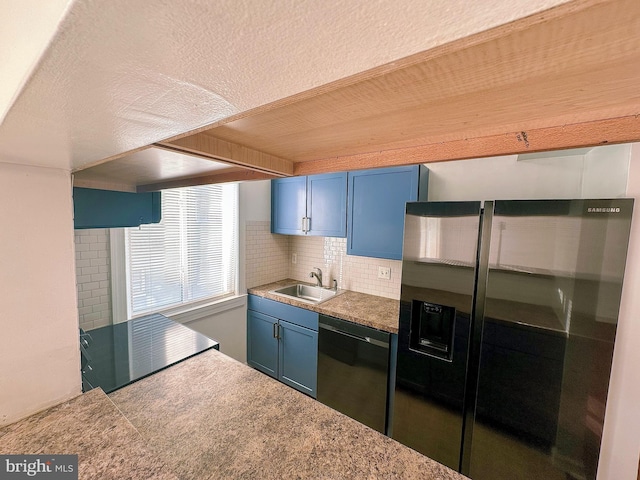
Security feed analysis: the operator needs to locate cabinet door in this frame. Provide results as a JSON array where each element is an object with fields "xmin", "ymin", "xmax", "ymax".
[
  {"xmin": 247, "ymin": 310, "xmax": 279, "ymax": 378},
  {"xmin": 73, "ymin": 187, "xmax": 161, "ymax": 229},
  {"xmin": 278, "ymin": 319, "xmax": 318, "ymax": 398},
  {"xmin": 307, "ymin": 172, "xmax": 347, "ymax": 237},
  {"xmin": 347, "ymin": 166, "xmax": 423, "ymax": 260},
  {"xmin": 271, "ymin": 177, "xmax": 306, "ymax": 235}
]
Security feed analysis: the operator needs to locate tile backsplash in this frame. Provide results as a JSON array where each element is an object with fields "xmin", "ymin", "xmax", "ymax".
[
  {"xmin": 76, "ymin": 221, "xmax": 401, "ymax": 332},
  {"xmin": 75, "ymin": 228, "xmax": 112, "ymax": 331},
  {"xmin": 246, "ymin": 221, "xmax": 401, "ymax": 300},
  {"xmin": 245, "ymin": 221, "xmax": 290, "ymax": 289}
]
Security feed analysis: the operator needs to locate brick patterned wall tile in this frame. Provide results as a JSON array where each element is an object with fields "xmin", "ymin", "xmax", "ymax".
[
  {"xmin": 74, "ymin": 228, "xmax": 112, "ymax": 330},
  {"xmin": 289, "ymin": 236, "xmax": 401, "ymax": 300},
  {"xmin": 245, "ymin": 221, "xmax": 290, "ymax": 289}
]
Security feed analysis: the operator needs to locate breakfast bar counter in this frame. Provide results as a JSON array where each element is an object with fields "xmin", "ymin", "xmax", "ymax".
[
  {"xmin": 110, "ymin": 348, "xmax": 463, "ymax": 479},
  {"xmin": 1, "ymin": 348, "xmax": 465, "ymax": 480}
]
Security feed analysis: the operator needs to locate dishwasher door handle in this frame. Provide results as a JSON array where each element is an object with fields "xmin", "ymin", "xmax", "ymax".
[{"xmin": 319, "ymin": 323, "xmax": 389, "ymax": 349}]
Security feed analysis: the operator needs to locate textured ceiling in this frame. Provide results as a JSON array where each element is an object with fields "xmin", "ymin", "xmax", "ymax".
[{"xmin": 0, "ymin": 0, "xmax": 571, "ymax": 171}]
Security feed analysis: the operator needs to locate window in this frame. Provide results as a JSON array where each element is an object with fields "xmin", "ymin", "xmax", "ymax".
[{"xmin": 125, "ymin": 183, "xmax": 238, "ymax": 316}]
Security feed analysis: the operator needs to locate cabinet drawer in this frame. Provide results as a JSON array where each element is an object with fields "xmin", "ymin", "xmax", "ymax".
[{"xmin": 248, "ymin": 295, "xmax": 319, "ymax": 331}]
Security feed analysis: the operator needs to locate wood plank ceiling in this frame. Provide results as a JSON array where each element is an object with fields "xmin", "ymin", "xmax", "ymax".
[{"xmin": 73, "ymin": 0, "xmax": 640, "ymax": 192}]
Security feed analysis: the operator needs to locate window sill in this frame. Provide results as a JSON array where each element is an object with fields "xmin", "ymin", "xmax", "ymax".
[{"xmin": 134, "ymin": 295, "xmax": 247, "ymax": 325}]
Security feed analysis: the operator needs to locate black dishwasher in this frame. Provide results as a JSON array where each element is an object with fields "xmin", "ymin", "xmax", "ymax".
[{"xmin": 317, "ymin": 315, "xmax": 390, "ymax": 433}]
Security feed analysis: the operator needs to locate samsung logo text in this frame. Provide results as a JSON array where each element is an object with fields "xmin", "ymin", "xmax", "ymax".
[{"xmin": 587, "ymin": 207, "xmax": 621, "ymax": 213}]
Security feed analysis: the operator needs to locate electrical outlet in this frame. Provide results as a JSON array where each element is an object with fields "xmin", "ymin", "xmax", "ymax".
[
  {"xmin": 291, "ymin": 253, "xmax": 297, "ymax": 264},
  {"xmin": 378, "ymin": 266, "xmax": 391, "ymax": 280}
]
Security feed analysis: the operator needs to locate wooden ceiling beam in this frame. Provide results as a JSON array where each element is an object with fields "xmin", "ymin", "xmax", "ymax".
[
  {"xmin": 72, "ymin": 177, "xmax": 137, "ymax": 193},
  {"xmin": 293, "ymin": 115, "xmax": 640, "ymax": 175},
  {"xmin": 156, "ymin": 133, "xmax": 293, "ymax": 176},
  {"xmin": 136, "ymin": 168, "xmax": 277, "ymax": 192}
]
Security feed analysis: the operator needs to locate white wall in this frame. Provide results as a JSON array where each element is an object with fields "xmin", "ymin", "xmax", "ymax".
[
  {"xmin": 583, "ymin": 144, "xmax": 631, "ymax": 198},
  {"xmin": 0, "ymin": 162, "xmax": 80, "ymax": 426},
  {"xmin": 598, "ymin": 143, "xmax": 640, "ymax": 480},
  {"xmin": 427, "ymin": 144, "xmax": 630, "ymax": 201},
  {"xmin": 169, "ymin": 298, "xmax": 247, "ymax": 363}
]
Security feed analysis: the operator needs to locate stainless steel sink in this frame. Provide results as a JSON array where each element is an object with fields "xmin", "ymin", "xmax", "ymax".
[{"xmin": 269, "ymin": 284, "xmax": 342, "ymax": 305}]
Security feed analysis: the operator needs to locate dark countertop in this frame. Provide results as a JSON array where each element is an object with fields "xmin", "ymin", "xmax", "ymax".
[
  {"xmin": 82, "ymin": 313, "xmax": 219, "ymax": 393},
  {"xmin": 248, "ymin": 279, "xmax": 400, "ymax": 333}
]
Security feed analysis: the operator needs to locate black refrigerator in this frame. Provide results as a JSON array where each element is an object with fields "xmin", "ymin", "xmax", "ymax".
[{"xmin": 392, "ymin": 199, "xmax": 633, "ymax": 480}]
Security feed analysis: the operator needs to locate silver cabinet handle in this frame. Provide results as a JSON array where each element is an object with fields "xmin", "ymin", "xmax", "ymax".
[
  {"xmin": 301, "ymin": 217, "xmax": 310, "ymax": 233},
  {"xmin": 273, "ymin": 322, "xmax": 278, "ymax": 339}
]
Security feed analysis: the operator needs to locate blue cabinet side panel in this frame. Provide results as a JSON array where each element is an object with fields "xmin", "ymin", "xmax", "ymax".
[
  {"xmin": 347, "ymin": 166, "xmax": 420, "ymax": 260},
  {"xmin": 307, "ymin": 172, "xmax": 347, "ymax": 237},
  {"xmin": 247, "ymin": 295, "xmax": 318, "ymax": 331},
  {"xmin": 279, "ymin": 320, "xmax": 318, "ymax": 398},
  {"xmin": 247, "ymin": 310, "xmax": 279, "ymax": 378},
  {"xmin": 271, "ymin": 177, "xmax": 306, "ymax": 235},
  {"xmin": 73, "ymin": 187, "xmax": 161, "ymax": 229}
]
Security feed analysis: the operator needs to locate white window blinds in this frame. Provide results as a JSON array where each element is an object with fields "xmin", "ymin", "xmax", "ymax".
[{"xmin": 125, "ymin": 183, "xmax": 238, "ymax": 316}]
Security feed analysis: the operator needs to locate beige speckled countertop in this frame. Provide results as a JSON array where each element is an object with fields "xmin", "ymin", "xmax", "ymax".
[
  {"xmin": 1, "ymin": 350, "xmax": 466, "ymax": 479},
  {"xmin": 248, "ymin": 278, "xmax": 400, "ymax": 333},
  {"xmin": 0, "ymin": 388, "xmax": 178, "ymax": 480},
  {"xmin": 110, "ymin": 348, "xmax": 465, "ymax": 480}
]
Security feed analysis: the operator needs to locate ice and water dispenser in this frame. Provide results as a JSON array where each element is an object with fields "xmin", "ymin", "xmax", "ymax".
[{"xmin": 409, "ymin": 300, "xmax": 456, "ymax": 361}]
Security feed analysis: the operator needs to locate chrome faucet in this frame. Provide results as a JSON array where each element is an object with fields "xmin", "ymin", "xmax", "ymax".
[{"xmin": 309, "ymin": 267, "xmax": 323, "ymax": 287}]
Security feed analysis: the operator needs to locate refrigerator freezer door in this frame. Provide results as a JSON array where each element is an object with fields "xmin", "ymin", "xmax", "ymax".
[{"xmin": 393, "ymin": 201, "xmax": 482, "ymax": 470}]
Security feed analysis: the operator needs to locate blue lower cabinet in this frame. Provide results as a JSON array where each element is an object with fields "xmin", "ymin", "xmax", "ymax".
[
  {"xmin": 247, "ymin": 310, "xmax": 279, "ymax": 378},
  {"xmin": 278, "ymin": 320, "xmax": 318, "ymax": 397},
  {"xmin": 247, "ymin": 295, "xmax": 318, "ymax": 398}
]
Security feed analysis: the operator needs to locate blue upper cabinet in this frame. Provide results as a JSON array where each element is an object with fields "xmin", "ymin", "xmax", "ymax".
[
  {"xmin": 271, "ymin": 177, "xmax": 307, "ymax": 235},
  {"xmin": 347, "ymin": 165, "xmax": 428, "ymax": 260},
  {"xmin": 272, "ymin": 173, "xmax": 347, "ymax": 237},
  {"xmin": 73, "ymin": 187, "xmax": 161, "ymax": 229},
  {"xmin": 306, "ymin": 173, "xmax": 348, "ymax": 237}
]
